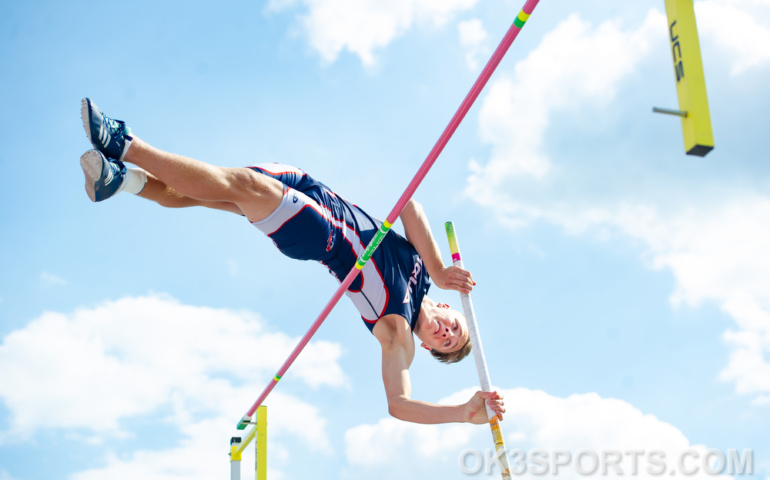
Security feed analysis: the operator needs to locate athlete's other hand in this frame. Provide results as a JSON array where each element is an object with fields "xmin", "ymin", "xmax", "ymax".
[
  {"xmin": 433, "ymin": 265, "xmax": 475, "ymax": 294},
  {"xmin": 464, "ymin": 390, "xmax": 505, "ymax": 424}
]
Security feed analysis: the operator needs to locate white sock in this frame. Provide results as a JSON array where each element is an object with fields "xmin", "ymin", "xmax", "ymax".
[{"xmin": 118, "ymin": 167, "xmax": 148, "ymax": 195}]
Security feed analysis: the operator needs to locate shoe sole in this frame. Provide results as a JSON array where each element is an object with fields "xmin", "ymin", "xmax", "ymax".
[
  {"xmin": 80, "ymin": 98, "xmax": 93, "ymax": 146},
  {"xmin": 80, "ymin": 98, "xmax": 132, "ymax": 162},
  {"xmin": 80, "ymin": 150, "xmax": 102, "ymax": 202}
]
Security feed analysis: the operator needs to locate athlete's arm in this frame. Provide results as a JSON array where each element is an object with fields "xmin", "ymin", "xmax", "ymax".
[
  {"xmin": 373, "ymin": 314, "xmax": 503, "ymax": 424},
  {"xmin": 399, "ymin": 199, "xmax": 474, "ymax": 294}
]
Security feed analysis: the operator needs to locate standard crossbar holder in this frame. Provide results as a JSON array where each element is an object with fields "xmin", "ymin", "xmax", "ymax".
[
  {"xmin": 653, "ymin": 106, "xmax": 688, "ymax": 117},
  {"xmin": 237, "ymin": 414, "xmax": 253, "ymax": 430}
]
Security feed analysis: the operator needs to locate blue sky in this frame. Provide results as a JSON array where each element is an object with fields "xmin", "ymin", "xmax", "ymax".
[{"xmin": 1, "ymin": 0, "xmax": 769, "ymax": 479}]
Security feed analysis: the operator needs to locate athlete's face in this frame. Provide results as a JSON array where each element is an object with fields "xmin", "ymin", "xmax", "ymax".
[{"xmin": 419, "ymin": 305, "xmax": 468, "ymax": 353}]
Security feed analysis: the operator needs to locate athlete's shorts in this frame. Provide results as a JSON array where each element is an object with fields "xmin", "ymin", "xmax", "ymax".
[
  {"xmin": 249, "ymin": 163, "xmax": 338, "ymax": 264},
  {"xmin": 251, "ymin": 186, "xmax": 334, "ymax": 262}
]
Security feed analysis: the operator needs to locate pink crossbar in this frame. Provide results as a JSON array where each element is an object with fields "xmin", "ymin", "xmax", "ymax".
[{"xmin": 243, "ymin": 0, "xmax": 541, "ymax": 420}]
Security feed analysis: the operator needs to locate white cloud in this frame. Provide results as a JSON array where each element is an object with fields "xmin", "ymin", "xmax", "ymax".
[
  {"xmin": 345, "ymin": 417, "xmax": 472, "ymax": 467},
  {"xmin": 464, "ymin": 8, "xmax": 770, "ymax": 402},
  {"xmin": 466, "ymin": 10, "xmax": 665, "ymax": 190},
  {"xmin": 69, "ymin": 414, "xmax": 239, "ymax": 480},
  {"xmin": 696, "ymin": 0, "xmax": 770, "ymax": 75},
  {"xmin": 267, "ymin": 0, "xmax": 479, "ymax": 66},
  {"xmin": 227, "ymin": 258, "xmax": 238, "ymax": 276},
  {"xmin": 0, "ymin": 470, "xmax": 19, "ymax": 480},
  {"xmin": 40, "ymin": 271, "xmax": 67, "ymax": 286},
  {"xmin": 471, "ymin": 181, "xmax": 770, "ymax": 401},
  {"xmin": 343, "ymin": 387, "xmax": 735, "ymax": 479},
  {"xmin": 466, "ymin": 6, "xmax": 770, "ymax": 404},
  {"xmin": 0, "ymin": 294, "xmax": 346, "ymax": 457},
  {"xmin": 458, "ymin": 18, "xmax": 488, "ymax": 70},
  {"xmin": 719, "ymin": 291, "xmax": 770, "ymax": 402},
  {"xmin": 69, "ymin": 390, "xmax": 325, "ymax": 480},
  {"xmin": 472, "ymin": 189, "xmax": 770, "ymax": 402}
]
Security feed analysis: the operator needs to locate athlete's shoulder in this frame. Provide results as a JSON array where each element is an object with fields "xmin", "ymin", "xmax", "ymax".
[{"xmin": 372, "ymin": 314, "xmax": 413, "ymax": 349}]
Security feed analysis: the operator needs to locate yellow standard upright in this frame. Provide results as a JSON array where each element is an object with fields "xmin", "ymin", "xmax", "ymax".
[
  {"xmin": 663, "ymin": 0, "xmax": 714, "ymax": 156},
  {"xmin": 230, "ymin": 405, "xmax": 267, "ymax": 480},
  {"xmin": 255, "ymin": 405, "xmax": 267, "ymax": 480}
]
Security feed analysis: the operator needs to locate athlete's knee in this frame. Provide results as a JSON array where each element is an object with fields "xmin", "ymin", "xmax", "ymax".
[{"xmin": 226, "ymin": 168, "xmax": 284, "ymax": 204}]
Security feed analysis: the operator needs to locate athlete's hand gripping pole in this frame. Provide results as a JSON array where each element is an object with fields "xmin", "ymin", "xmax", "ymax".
[{"xmin": 446, "ymin": 222, "xmax": 512, "ymax": 480}]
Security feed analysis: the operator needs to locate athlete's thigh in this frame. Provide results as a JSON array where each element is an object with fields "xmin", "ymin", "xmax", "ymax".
[{"xmin": 229, "ymin": 167, "xmax": 286, "ymax": 223}]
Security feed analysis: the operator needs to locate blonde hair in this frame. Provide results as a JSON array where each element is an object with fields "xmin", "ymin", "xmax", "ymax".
[{"xmin": 430, "ymin": 337, "xmax": 472, "ymax": 364}]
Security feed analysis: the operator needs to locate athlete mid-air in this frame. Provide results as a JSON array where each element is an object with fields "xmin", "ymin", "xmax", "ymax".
[{"xmin": 79, "ymin": 98, "xmax": 505, "ymax": 425}]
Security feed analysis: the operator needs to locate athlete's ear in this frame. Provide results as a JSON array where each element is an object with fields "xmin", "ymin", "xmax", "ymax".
[{"xmin": 421, "ymin": 342, "xmax": 431, "ymax": 351}]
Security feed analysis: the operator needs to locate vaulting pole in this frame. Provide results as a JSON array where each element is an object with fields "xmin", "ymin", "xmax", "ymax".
[{"xmin": 446, "ymin": 221, "xmax": 511, "ymax": 479}]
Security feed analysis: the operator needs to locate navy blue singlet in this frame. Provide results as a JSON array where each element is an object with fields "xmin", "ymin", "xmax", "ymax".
[{"xmin": 248, "ymin": 163, "xmax": 431, "ymax": 332}]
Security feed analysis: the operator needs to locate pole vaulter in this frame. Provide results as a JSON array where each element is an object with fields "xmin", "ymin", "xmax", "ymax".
[{"xmin": 237, "ymin": 0, "xmax": 542, "ymax": 429}]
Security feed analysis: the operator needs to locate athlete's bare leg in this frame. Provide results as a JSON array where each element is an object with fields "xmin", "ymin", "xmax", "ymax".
[
  {"xmin": 125, "ymin": 136, "xmax": 284, "ymax": 222},
  {"xmin": 138, "ymin": 172, "xmax": 245, "ymax": 215}
]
